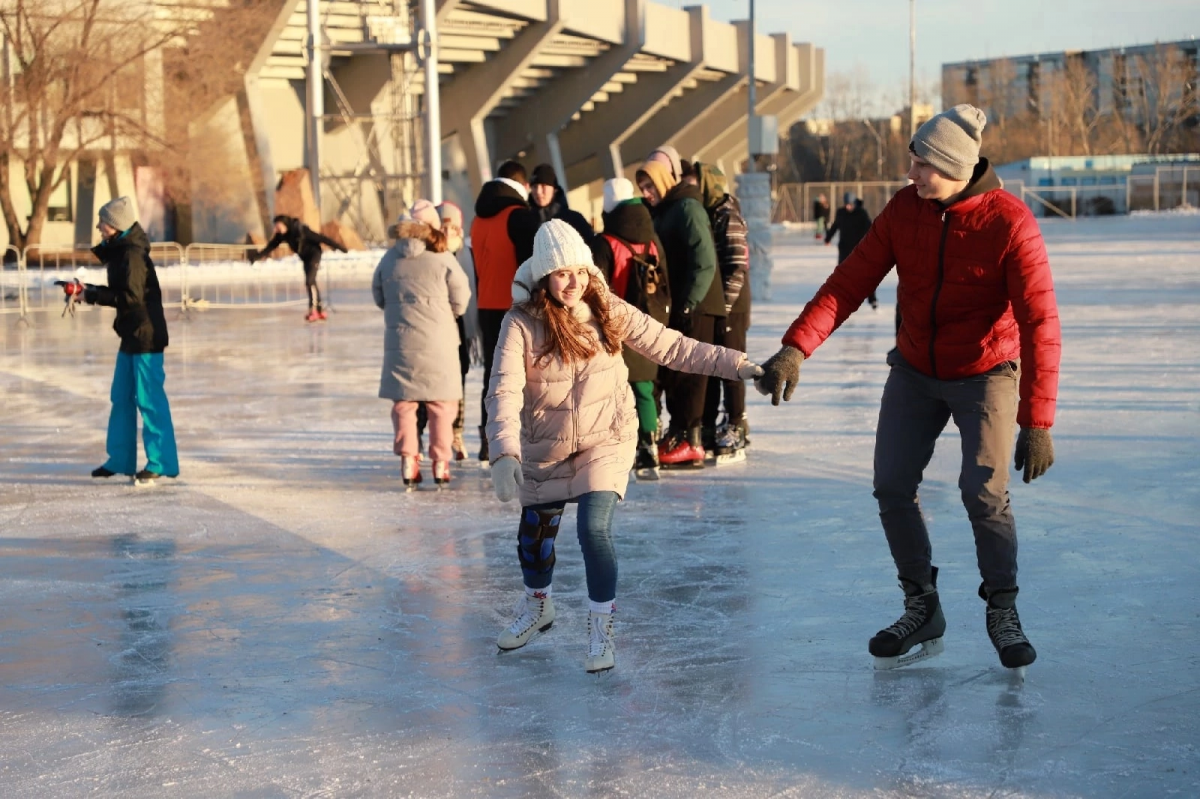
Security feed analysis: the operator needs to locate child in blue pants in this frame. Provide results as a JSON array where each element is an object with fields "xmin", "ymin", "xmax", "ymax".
[{"xmin": 78, "ymin": 197, "xmax": 179, "ymax": 485}]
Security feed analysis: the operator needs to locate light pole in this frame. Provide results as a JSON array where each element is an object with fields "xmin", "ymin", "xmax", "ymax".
[
  {"xmin": 909, "ymin": 0, "xmax": 917, "ymax": 142},
  {"xmin": 747, "ymin": 0, "xmax": 756, "ymax": 173}
]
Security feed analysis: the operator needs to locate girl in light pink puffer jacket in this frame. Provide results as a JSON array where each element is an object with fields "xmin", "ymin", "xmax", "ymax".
[{"xmin": 487, "ymin": 220, "xmax": 762, "ymax": 673}]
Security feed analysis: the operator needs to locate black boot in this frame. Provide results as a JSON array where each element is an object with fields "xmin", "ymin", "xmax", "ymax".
[
  {"xmin": 979, "ymin": 583, "xmax": 1037, "ymax": 669},
  {"xmin": 869, "ymin": 566, "xmax": 947, "ymax": 668},
  {"xmin": 634, "ymin": 430, "xmax": 660, "ymax": 479},
  {"xmin": 478, "ymin": 425, "xmax": 489, "ymax": 462}
]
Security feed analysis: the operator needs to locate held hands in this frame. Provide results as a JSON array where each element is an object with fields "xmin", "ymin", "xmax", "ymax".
[
  {"xmin": 1014, "ymin": 427, "xmax": 1054, "ymax": 483},
  {"xmin": 754, "ymin": 345, "xmax": 805, "ymax": 406},
  {"xmin": 491, "ymin": 455, "xmax": 524, "ymax": 503},
  {"xmin": 737, "ymin": 360, "xmax": 764, "ymax": 381}
]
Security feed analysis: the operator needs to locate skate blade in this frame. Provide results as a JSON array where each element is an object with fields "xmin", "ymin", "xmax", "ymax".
[
  {"xmin": 873, "ymin": 637, "xmax": 944, "ymax": 670},
  {"xmin": 634, "ymin": 467, "xmax": 660, "ymax": 481},
  {"xmin": 497, "ymin": 620, "xmax": 553, "ymax": 652},
  {"xmin": 714, "ymin": 450, "xmax": 746, "ymax": 465},
  {"xmin": 659, "ymin": 460, "xmax": 705, "ymax": 470}
]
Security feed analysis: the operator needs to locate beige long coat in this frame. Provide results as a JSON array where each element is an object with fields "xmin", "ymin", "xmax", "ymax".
[{"xmin": 485, "ymin": 297, "xmax": 745, "ymax": 506}]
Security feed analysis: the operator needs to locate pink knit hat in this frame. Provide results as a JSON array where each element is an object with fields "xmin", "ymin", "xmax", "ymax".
[
  {"xmin": 436, "ymin": 200, "xmax": 464, "ymax": 230},
  {"xmin": 409, "ymin": 199, "xmax": 441, "ymax": 229}
]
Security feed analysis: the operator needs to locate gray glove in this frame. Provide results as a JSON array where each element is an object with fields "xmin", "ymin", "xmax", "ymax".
[
  {"xmin": 754, "ymin": 345, "xmax": 805, "ymax": 406},
  {"xmin": 491, "ymin": 455, "xmax": 524, "ymax": 503},
  {"xmin": 1014, "ymin": 427, "xmax": 1054, "ymax": 483}
]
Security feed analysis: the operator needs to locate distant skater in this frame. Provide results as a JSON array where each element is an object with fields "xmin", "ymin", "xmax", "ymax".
[
  {"xmin": 487, "ymin": 220, "xmax": 762, "ymax": 673},
  {"xmin": 825, "ymin": 192, "xmax": 877, "ymax": 309},
  {"xmin": 251, "ymin": 215, "xmax": 347, "ymax": 322},
  {"xmin": 79, "ymin": 197, "xmax": 179, "ymax": 487},
  {"xmin": 812, "ymin": 193, "xmax": 831, "ymax": 239}
]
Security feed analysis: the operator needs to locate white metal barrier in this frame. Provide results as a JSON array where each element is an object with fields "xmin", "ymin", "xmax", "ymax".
[{"xmin": 181, "ymin": 243, "xmax": 333, "ymax": 311}]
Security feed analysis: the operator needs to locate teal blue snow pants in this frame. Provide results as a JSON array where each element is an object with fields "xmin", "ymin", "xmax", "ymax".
[{"xmin": 103, "ymin": 352, "xmax": 179, "ymax": 477}]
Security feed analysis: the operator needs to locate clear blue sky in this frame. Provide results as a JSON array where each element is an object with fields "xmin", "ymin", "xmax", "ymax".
[{"xmin": 703, "ymin": 0, "xmax": 1200, "ymax": 108}]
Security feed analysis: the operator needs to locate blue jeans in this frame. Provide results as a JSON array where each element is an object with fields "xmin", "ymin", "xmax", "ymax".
[
  {"xmin": 104, "ymin": 352, "xmax": 179, "ymax": 477},
  {"xmin": 521, "ymin": 491, "xmax": 618, "ymax": 603}
]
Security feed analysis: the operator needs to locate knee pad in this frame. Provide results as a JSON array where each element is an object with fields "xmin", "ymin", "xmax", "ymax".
[{"xmin": 517, "ymin": 508, "xmax": 561, "ymax": 576}]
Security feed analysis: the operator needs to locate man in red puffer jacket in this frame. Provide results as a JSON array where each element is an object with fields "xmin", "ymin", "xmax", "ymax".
[{"xmin": 756, "ymin": 104, "xmax": 1061, "ymax": 675}]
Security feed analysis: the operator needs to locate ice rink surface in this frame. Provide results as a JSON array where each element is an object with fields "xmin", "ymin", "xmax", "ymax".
[{"xmin": 1, "ymin": 214, "xmax": 1197, "ymax": 798}]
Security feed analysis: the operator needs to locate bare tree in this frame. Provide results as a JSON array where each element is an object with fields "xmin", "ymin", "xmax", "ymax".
[
  {"xmin": 1129, "ymin": 45, "xmax": 1200, "ymax": 154},
  {"xmin": 0, "ymin": 0, "xmax": 181, "ymax": 251}
]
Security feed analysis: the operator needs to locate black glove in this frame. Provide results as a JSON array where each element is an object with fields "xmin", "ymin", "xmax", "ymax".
[
  {"xmin": 754, "ymin": 345, "xmax": 805, "ymax": 406},
  {"xmin": 672, "ymin": 306, "xmax": 694, "ymax": 337},
  {"xmin": 1014, "ymin": 427, "xmax": 1054, "ymax": 483},
  {"xmin": 247, "ymin": 249, "xmax": 261, "ymax": 265},
  {"xmin": 83, "ymin": 285, "xmax": 99, "ymax": 304}
]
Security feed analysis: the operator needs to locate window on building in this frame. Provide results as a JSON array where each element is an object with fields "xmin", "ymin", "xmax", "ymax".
[{"xmin": 47, "ymin": 170, "xmax": 73, "ymax": 223}]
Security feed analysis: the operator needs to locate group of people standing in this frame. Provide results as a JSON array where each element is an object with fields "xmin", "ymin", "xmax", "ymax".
[{"xmin": 75, "ymin": 103, "xmax": 1060, "ymax": 681}]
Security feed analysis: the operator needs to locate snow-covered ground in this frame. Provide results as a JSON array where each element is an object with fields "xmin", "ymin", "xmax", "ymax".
[{"xmin": 1, "ymin": 214, "xmax": 1197, "ymax": 797}]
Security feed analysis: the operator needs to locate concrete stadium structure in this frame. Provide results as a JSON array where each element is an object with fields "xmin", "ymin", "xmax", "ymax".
[{"xmin": 3, "ymin": 0, "xmax": 823, "ymax": 249}]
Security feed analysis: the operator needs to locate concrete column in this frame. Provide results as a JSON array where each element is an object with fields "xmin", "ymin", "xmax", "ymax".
[
  {"xmin": 736, "ymin": 171, "xmax": 773, "ymax": 301},
  {"xmin": 440, "ymin": 1, "xmax": 565, "ymax": 195}
]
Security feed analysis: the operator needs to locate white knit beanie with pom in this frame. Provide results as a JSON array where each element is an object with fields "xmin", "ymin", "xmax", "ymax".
[{"xmin": 512, "ymin": 219, "xmax": 604, "ymax": 302}]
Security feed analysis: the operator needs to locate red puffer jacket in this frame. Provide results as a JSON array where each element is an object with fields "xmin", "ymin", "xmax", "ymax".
[{"xmin": 783, "ymin": 162, "xmax": 1060, "ymax": 429}]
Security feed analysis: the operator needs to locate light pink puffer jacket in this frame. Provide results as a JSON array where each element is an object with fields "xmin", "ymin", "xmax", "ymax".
[{"xmin": 486, "ymin": 297, "xmax": 746, "ymax": 506}]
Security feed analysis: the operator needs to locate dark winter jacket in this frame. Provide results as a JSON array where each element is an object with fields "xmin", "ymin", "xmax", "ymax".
[
  {"xmin": 651, "ymin": 183, "xmax": 725, "ymax": 321},
  {"xmin": 592, "ymin": 199, "xmax": 671, "ymax": 382},
  {"xmin": 256, "ymin": 216, "xmax": 346, "ymax": 268},
  {"xmin": 533, "ymin": 186, "xmax": 595, "ymax": 246},
  {"xmin": 826, "ymin": 200, "xmax": 873, "ymax": 262},
  {"xmin": 697, "ymin": 165, "xmax": 750, "ymax": 316},
  {"xmin": 88, "ymin": 223, "xmax": 169, "ymax": 354},
  {"xmin": 471, "ymin": 180, "xmax": 540, "ymax": 310},
  {"xmin": 813, "ymin": 199, "xmax": 831, "ymax": 224},
  {"xmin": 782, "ymin": 159, "xmax": 1061, "ymax": 429}
]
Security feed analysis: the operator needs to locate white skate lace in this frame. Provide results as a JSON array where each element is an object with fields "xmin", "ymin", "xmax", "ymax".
[
  {"xmin": 508, "ymin": 595, "xmax": 544, "ymax": 636},
  {"xmin": 588, "ymin": 614, "xmax": 613, "ymax": 658},
  {"xmin": 986, "ymin": 606, "xmax": 1028, "ymax": 650},
  {"xmin": 715, "ymin": 426, "xmax": 740, "ymax": 449},
  {"xmin": 883, "ymin": 595, "xmax": 929, "ymax": 639}
]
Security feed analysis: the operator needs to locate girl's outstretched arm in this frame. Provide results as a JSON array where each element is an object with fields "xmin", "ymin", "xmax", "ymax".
[
  {"xmin": 616, "ymin": 298, "xmax": 749, "ymax": 382},
  {"xmin": 484, "ymin": 312, "xmax": 529, "ymax": 463}
]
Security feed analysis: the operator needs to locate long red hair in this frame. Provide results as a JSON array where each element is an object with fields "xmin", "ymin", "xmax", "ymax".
[{"xmin": 520, "ymin": 276, "xmax": 623, "ymax": 366}]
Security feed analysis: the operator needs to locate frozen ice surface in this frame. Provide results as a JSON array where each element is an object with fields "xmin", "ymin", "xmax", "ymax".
[{"xmin": 2, "ymin": 215, "xmax": 1198, "ymax": 798}]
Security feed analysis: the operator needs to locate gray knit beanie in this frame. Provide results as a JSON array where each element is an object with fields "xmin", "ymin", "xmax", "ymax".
[
  {"xmin": 98, "ymin": 196, "xmax": 137, "ymax": 232},
  {"xmin": 910, "ymin": 104, "xmax": 987, "ymax": 181}
]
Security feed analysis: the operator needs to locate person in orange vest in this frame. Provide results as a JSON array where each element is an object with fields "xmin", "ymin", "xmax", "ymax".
[{"xmin": 470, "ymin": 161, "xmax": 540, "ymax": 461}]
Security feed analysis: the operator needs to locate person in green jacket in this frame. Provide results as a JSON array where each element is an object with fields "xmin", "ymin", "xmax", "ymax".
[{"xmin": 635, "ymin": 159, "xmax": 726, "ymax": 468}]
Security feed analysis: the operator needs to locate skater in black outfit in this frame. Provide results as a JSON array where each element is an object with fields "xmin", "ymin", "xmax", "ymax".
[
  {"xmin": 825, "ymin": 192, "xmax": 877, "ymax": 309},
  {"xmin": 251, "ymin": 215, "xmax": 347, "ymax": 322}
]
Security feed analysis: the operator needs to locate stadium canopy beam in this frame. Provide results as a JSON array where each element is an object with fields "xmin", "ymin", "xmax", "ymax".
[
  {"xmin": 695, "ymin": 33, "xmax": 797, "ymax": 167},
  {"xmin": 565, "ymin": 6, "xmax": 741, "ymax": 186},
  {"xmin": 490, "ymin": 0, "xmax": 646, "ymax": 192},
  {"xmin": 440, "ymin": 0, "xmax": 566, "ymax": 194}
]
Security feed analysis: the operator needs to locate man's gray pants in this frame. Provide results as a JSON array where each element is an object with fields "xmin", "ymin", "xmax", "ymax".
[{"xmin": 873, "ymin": 352, "xmax": 1021, "ymax": 591}]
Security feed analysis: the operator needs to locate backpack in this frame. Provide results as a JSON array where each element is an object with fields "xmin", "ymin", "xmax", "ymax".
[{"xmin": 605, "ymin": 234, "xmax": 670, "ymax": 323}]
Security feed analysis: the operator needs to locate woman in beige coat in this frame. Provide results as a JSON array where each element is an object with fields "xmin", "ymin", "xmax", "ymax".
[{"xmin": 486, "ymin": 220, "xmax": 762, "ymax": 673}]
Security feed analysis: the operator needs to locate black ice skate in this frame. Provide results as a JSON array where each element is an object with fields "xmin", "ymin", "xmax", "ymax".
[
  {"xmin": 980, "ymin": 584, "xmax": 1036, "ymax": 679},
  {"xmin": 633, "ymin": 431, "xmax": 660, "ymax": 481},
  {"xmin": 870, "ymin": 567, "xmax": 946, "ymax": 670},
  {"xmin": 713, "ymin": 418, "xmax": 747, "ymax": 466}
]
